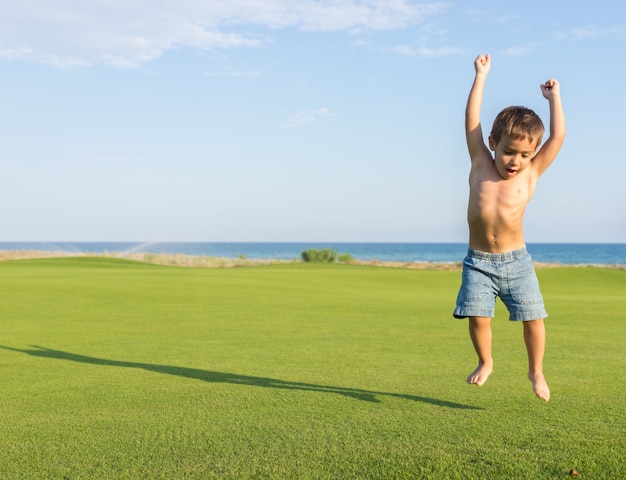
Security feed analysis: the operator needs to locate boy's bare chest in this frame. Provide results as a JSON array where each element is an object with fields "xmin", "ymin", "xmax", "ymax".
[
  {"xmin": 475, "ymin": 177, "xmax": 530, "ymax": 204},
  {"xmin": 469, "ymin": 167, "xmax": 536, "ymax": 213}
]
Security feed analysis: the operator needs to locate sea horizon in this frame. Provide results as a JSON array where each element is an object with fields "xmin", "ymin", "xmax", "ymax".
[{"xmin": 1, "ymin": 241, "xmax": 624, "ymax": 265}]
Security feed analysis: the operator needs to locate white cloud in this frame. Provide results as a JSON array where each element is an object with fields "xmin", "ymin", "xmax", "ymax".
[
  {"xmin": 204, "ymin": 68, "xmax": 262, "ymax": 79},
  {"xmin": 502, "ymin": 46, "xmax": 532, "ymax": 57},
  {"xmin": 413, "ymin": 44, "xmax": 463, "ymax": 57},
  {"xmin": 572, "ymin": 24, "xmax": 625, "ymax": 39},
  {"xmin": 555, "ymin": 24, "xmax": 626, "ymax": 40},
  {"xmin": 380, "ymin": 43, "xmax": 462, "ymax": 57},
  {"xmin": 282, "ymin": 0, "xmax": 449, "ymax": 31},
  {"xmin": 0, "ymin": 45, "xmax": 90, "ymax": 69},
  {"xmin": 282, "ymin": 107, "xmax": 332, "ymax": 129},
  {"xmin": 394, "ymin": 45, "xmax": 417, "ymax": 56},
  {"xmin": 0, "ymin": 1, "xmax": 450, "ymax": 68}
]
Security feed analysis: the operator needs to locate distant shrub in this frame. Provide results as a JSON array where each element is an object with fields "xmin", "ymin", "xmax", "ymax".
[
  {"xmin": 301, "ymin": 248, "xmax": 353, "ymax": 263},
  {"xmin": 338, "ymin": 253, "xmax": 353, "ymax": 262},
  {"xmin": 301, "ymin": 248, "xmax": 338, "ymax": 263}
]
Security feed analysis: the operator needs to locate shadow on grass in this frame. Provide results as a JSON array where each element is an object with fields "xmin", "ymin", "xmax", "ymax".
[{"xmin": 0, "ymin": 345, "xmax": 482, "ymax": 410}]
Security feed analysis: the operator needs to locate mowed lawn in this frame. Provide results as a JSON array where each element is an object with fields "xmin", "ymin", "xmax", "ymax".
[{"xmin": 0, "ymin": 258, "xmax": 624, "ymax": 479}]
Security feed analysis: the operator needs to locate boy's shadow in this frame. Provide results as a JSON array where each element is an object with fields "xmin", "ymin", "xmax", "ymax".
[{"xmin": 0, "ymin": 345, "xmax": 481, "ymax": 410}]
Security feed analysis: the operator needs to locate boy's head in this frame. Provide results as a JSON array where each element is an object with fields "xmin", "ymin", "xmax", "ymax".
[{"xmin": 489, "ymin": 106, "xmax": 544, "ymax": 150}]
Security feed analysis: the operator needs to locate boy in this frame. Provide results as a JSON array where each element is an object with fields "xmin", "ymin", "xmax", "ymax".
[{"xmin": 453, "ymin": 54, "xmax": 566, "ymax": 401}]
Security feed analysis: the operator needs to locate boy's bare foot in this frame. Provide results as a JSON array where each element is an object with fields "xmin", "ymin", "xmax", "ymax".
[
  {"xmin": 466, "ymin": 361, "xmax": 493, "ymax": 386},
  {"xmin": 529, "ymin": 372, "xmax": 550, "ymax": 401}
]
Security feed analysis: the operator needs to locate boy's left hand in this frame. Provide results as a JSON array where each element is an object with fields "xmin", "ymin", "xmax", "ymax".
[{"xmin": 540, "ymin": 79, "xmax": 560, "ymax": 99}]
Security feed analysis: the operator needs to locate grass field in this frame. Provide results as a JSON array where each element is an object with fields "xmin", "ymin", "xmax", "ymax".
[{"xmin": 0, "ymin": 257, "xmax": 624, "ymax": 479}]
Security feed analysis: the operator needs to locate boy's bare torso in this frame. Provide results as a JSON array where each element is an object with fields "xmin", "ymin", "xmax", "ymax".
[
  {"xmin": 467, "ymin": 153, "xmax": 537, "ymax": 253},
  {"xmin": 463, "ymin": 53, "xmax": 564, "ymax": 257}
]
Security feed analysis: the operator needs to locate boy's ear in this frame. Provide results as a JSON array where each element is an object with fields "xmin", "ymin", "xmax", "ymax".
[{"xmin": 488, "ymin": 135, "xmax": 496, "ymax": 151}]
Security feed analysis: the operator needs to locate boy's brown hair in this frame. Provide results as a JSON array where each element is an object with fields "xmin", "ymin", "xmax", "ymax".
[{"xmin": 490, "ymin": 106, "xmax": 545, "ymax": 149}]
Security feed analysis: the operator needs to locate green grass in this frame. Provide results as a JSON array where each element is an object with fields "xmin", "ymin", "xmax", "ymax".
[{"xmin": 0, "ymin": 258, "xmax": 624, "ymax": 479}]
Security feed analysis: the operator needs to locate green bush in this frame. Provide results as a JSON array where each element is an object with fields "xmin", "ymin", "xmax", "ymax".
[
  {"xmin": 300, "ymin": 249, "xmax": 353, "ymax": 263},
  {"xmin": 338, "ymin": 253, "xmax": 353, "ymax": 262},
  {"xmin": 301, "ymin": 248, "xmax": 338, "ymax": 263}
]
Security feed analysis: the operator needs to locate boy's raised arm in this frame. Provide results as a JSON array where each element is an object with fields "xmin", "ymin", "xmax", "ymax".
[
  {"xmin": 532, "ymin": 79, "xmax": 566, "ymax": 175},
  {"xmin": 465, "ymin": 54, "xmax": 491, "ymax": 161}
]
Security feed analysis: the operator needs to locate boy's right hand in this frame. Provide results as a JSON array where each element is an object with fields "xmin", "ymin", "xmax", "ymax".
[{"xmin": 474, "ymin": 54, "xmax": 491, "ymax": 75}]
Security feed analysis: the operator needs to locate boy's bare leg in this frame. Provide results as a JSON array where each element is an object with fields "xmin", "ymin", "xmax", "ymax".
[
  {"xmin": 523, "ymin": 319, "xmax": 550, "ymax": 401},
  {"xmin": 467, "ymin": 316, "xmax": 494, "ymax": 386}
]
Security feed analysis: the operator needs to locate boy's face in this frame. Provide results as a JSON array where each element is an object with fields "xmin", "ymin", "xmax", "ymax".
[{"xmin": 488, "ymin": 134, "xmax": 537, "ymax": 180}]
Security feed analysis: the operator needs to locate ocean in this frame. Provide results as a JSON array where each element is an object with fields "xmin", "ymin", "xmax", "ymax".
[{"xmin": 0, "ymin": 242, "xmax": 624, "ymax": 265}]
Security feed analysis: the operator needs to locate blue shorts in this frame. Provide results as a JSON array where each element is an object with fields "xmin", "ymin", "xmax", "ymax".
[{"xmin": 453, "ymin": 247, "xmax": 548, "ymax": 321}]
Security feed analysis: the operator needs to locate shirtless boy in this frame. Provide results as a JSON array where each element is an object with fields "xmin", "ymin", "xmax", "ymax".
[{"xmin": 453, "ymin": 54, "xmax": 566, "ymax": 401}]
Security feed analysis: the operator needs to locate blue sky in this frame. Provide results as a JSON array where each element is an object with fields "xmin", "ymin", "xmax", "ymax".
[{"xmin": 1, "ymin": 0, "xmax": 625, "ymax": 242}]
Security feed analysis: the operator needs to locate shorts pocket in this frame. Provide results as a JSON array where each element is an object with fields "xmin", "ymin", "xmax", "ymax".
[
  {"xmin": 511, "ymin": 255, "xmax": 535, "ymax": 273},
  {"xmin": 458, "ymin": 261, "xmax": 494, "ymax": 302},
  {"xmin": 509, "ymin": 269, "xmax": 543, "ymax": 305}
]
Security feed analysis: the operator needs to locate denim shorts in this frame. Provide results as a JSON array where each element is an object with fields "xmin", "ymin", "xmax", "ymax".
[{"xmin": 453, "ymin": 246, "xmax": 548, "ymax": 321}]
